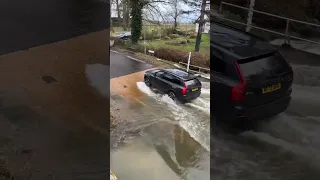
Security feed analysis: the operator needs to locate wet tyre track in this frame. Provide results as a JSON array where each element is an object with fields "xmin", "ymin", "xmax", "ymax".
[{"xmin": 211, "ymin": 64, "xmax": 320, "ymax": 180}]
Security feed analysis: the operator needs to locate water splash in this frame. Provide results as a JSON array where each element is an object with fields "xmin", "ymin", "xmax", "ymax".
[{"xmin": 136, "ymin": 82, "xmax": 210, "ymax": 151}]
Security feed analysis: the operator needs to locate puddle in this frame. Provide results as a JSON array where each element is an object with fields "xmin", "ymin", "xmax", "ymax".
[
  {"xmin": 111, "ymin": 138, "xmax": 182, "ymax": 180},
  {"xmin": 42, "ymin": 76, "xmax": 57, "ymax": 84},
  {"xmin": 85, "ymin": 64, "xmax": 109, "ymax": 98}
]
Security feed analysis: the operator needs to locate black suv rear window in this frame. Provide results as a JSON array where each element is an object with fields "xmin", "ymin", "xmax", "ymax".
[
  {"xmin": 238, "ymin": 51, "xmax": 291, "ymax": 81},
  {"xmin": 185, "ymin": 79, "xmax": 200, "ymax": 86}
]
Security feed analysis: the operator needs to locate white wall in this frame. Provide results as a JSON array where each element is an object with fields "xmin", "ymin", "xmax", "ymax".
[{"xmin": 195, "ymin": 22, "xmax": 210, "ymax": 34}]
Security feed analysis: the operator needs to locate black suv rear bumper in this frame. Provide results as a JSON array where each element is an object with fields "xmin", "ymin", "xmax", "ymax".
[
  {"xmin": 178, "ymin": 91, "xmax": 201, "ymax": 103},
  {"xmin": 231, "ymin": 95, "xmax": 291, "ymax": 121}
]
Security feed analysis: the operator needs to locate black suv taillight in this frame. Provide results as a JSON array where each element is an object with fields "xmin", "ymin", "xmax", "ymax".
[
  {"xmin": 231, "ymin": 84, "xmax": 246, "ymax": 101},
  {"xmin": 232, "ymin": 62, "xmax": 246, "ymax": 102},
  {"xmin": 182, "ymin": 82, "xmax": 187, "ymax": 95}
]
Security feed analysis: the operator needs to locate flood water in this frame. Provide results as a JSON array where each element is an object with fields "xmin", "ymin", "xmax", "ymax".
[
  {"xmin": 110, "ymin": 81, "xmax": 210, "ymax": 180},
  {"xmin": 111, "ymin": 63, "xmax": 320, "ymax": 180},
  {"xmin": 210, "ymin": 64, "xmax": 320, "ymax": 180}
]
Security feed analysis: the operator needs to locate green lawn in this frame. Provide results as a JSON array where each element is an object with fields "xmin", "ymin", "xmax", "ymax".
[
  {"xmin": 111, "ymin": 24, "xmax": 194, "ymax": 33},
  {"xmin": 143, "ymin": 34, "xmax": 210, "ymax": 54}
]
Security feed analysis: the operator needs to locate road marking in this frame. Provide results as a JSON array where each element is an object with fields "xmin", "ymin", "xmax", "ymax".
[{"xmin": 126, "ymin": 56, "xmax": 146, "ymax": 64}]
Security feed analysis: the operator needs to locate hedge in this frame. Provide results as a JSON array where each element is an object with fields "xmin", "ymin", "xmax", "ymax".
[{"xmin": 154, "ymin": 48, "xmax": 209, "ymax": 68}]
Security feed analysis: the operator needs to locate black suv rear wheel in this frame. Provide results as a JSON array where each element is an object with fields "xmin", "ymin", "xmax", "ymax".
[{"xmin": 168, "ymin": 91, "xmax": 176, "ymax": 100}]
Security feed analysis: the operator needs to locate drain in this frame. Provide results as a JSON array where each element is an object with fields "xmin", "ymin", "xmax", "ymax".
[{"xmin": 42, "ymin": 76, "xmax": 58, "ymax": 84}]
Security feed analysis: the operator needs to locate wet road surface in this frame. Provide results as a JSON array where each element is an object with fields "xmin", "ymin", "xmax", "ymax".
[
  {"xmin": 211, "ymin": 63, "xmax": 320, "ymax": 180},
  {"xmin": 110, "ymin": 52, "xmax": 210, "ymax": 180},
  {"xmin": 110, "ymin": 51, "xmax": 153, "ymax": 78},
  {"xmin": 0, "ymin": 32, "xmax": 110, "ymax": 179},
  {"xmin": 0, "ymin": 0, "xmax": 109, "ymax": 55},
  {"xmin": 0, "ymin": 0, "xmax": 109, "ymax": 178},
  {"xmin": 0, "ymin": 31, "xmax": 110, "ymax": 180}
]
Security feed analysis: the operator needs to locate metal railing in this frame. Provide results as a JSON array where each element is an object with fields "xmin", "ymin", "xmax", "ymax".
[
  {"xmin": 178, "ymin": 62, "xmax": 210, "ymax": 74},
  {"xmin": 218, "ymin": 1, "xmax": 320, "ymax": 45}
]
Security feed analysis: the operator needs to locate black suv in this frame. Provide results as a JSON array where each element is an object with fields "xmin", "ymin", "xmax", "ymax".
[
  {"xmin": 211, "ymin": 21, "xmax": 293, "ymax": 123},
  {"xmin": 144, "ymin": 69, "xmax": 202, "ymax": 102}
]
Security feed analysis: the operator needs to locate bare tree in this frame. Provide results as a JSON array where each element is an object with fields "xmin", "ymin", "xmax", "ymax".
[
  {"xmin": 129, "ymin": 0, "xmax": 171, "ymax": 43},
  {"xmin": 183, "ymin": 0, "xmax": 209, "ymax": 52},
  {"xmin": 195, "ymin": 0, "xmax": 208, "ymax": 52},
  {"xmin": 168, "ymin": 0, "xmax": 184, "ymax": 30},
  {"xmin": 122, "ymin": 0, "xmax": 130, "ymax": 31},
  {"xmin": 116, "ymin": 0, "xmax": 121, "ymax": 18}
]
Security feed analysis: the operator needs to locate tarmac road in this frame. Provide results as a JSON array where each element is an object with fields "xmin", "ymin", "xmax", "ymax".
[
  {"xmin": 0, "ymin": 0, "xmax": 110, "ymax": 179},
  {"xmin": 110, "ymin": 51, "xmax": 153, "ymax": 79},
  {"xmin": 0, "ymin": 0, "xmax": 109, "ymax": 55}
]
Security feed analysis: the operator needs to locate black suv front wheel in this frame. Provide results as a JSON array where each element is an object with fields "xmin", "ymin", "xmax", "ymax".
[{"xmin": 144, "ymin": 76, "xmax": 151, "ymax": 87}]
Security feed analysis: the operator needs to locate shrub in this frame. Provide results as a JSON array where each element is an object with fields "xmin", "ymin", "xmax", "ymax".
[
  {"xmin": 189, "ymin": 33, "xmax": 196, "ymax": 39},
  {"xmin": 162, "ymin": 28, "xmax": 174, "ymax": 36},
  {"xmin": 123, "ymin": 39, "xmax": 132, "ymax": 47},
  {"xmin": 169, "ymin": 34, "xmax": 180, "ymax": 39},
  {"xmin": 153, "ymin": 35, "xmax": 161, "ymax": 40},
  {"xmin": 113, "ymin": 38, "xmax": 133, "ymax": 49},
  {"xmin": 172, "ymin": 29, "xmax": 187, "ymax": 36},
  {"xmin": 154, "ymin": 48, "xmax": 209, "ymax": 68},
  {"xmin": 187, "ymin": 30, "xmax": 195, "ymax": 35},
  {"xmin": 113, "ymin": 38, "xmax": 124, "ymax": 45},
  {"xmin": 141, "ymin": 31, "xmax": 157, "ymax": 40},
  {"xmin": 128, "ymin": 44, "xmax": 153, "ymax": 53},
  {"xmin": 165, "ymin": 39, "xmax": 189, "ymax": 46}
]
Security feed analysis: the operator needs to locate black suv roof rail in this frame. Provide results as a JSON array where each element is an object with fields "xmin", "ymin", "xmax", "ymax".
[{"xmin": 165, "ymin": 69, "xmax": 196, "ymax": 81}]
